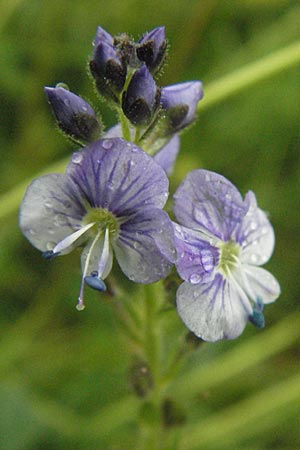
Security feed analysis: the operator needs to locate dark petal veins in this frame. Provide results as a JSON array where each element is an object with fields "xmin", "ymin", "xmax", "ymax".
[
  {"xmin": 176, "ymin": 273, "xmax": 251, "ymax": 342},
  {"xmin": 113, "ymin": 208, "xmax": 175, "ymax": 283},
  {"xmin": 173, "ymin": 169, "xmax": 247, "ymax": 241},
  {"xmin": 66, "ymin": 138, "xmax": 169, "ymax": 216}
]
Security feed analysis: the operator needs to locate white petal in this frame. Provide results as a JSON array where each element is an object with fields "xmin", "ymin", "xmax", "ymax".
[
  {"xmin": 241, "ymin": 265, "xmax": 281, "ymax": 304},
  {"xmin": 176, "ymin": 273, "xmax": 251, "ymax": 342}
]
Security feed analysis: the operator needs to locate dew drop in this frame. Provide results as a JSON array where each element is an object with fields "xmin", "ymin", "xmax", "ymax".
[
  {"xmin": 131, "ymin": 146, "xmax": 138, "ymax": 153},
  {"xmin": 225, "ymin": 193, "xmax": 231, "ymax": 200},
  {"xmin": 189, "ymin": 273, "xmax": 202, "ymax": 284},
  {"xmin": 107, "ymin": 181, "xmax": 114, "ymax": 190},
  {"xmin": 102, "ymin": 140, "xmax": 113, "ymax": 150},
  {"xmin": 205, "ymin": 174, "xmax": 210, "ymax": 182},
  {"xmin": 29, "ymin": 229, "xmax": 36, "ymax": 235},
  {"xmin": 54, "ymin": 214, "xmax": 66, "ymax": 226},
  {"xmin": 251, "ymin": 253, "xmax": 258, "ymax": 263},
  {"xmin": 72, "ymin": 152, "xmax": 83, "ymax": 164},
  {"xmin": 63, "ymin": 98, "xmax": 70, "ymax": 106},
  {"xmin": 46, "ymin": 241, "xmax": 56, "ymax": 250},
  {"xmin": 45, "ymin": 200, "xmax": 53, "ymax": 209},
  {"xmin": 82, "ymin": 105, "xmax": 88, "ymax": 112},
  {"xmin": 250, "ymin": 221, "xmax": 258, "ymax": 230},
  {"xmin": 129, "ymin": 160, "xmax": 135, "ymax": 166}
]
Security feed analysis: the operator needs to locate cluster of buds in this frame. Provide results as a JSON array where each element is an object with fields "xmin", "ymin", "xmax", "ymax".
[{"xmin": 45, "ymin": 26, "xmax": 203, "ymax": 162}]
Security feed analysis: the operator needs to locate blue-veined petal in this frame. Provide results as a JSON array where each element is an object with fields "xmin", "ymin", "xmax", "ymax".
[
  {"xmin": 176, "ymin": 273, "xmax": 251, "ymax": 342},
  {"xmin": 173, "ymin": 169, "xmax": 247, "ymax": 241},
  {"xmin": 234, "ymin": 191, "xmax": 275, "ymax": 266},
  {"xmin": 173, "ymin": 223, "xmax": 219, "ymax": 284},
  {"xmin": 113, "ymin": 208, "xmax": 175, "ymax": 283},
  {"xmin": 66, "ymin": 138, "xmax": 169, "ymax": 215},
  {"xmin": 239, "ymin": 264, "xmax": 281, "ymax": 304},
  {"xmin": 19, "ymin": 173, "xmax": 84, "ymax": 252},
  {"xmin": 153, "ymin": 134, "xmax": 180, "ymax": 175}
]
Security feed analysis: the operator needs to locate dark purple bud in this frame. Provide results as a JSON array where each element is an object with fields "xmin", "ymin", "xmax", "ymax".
[
  {"xmin": 93, "ymin": 25, "xmax": 114, "ymax": 48},
  {"xmin": 44, "ymin": 86, "xmax": 102, "ymax": 144},
  {"xmin": 161, "ymin": 81, "xmax": 203, "ymax": 131},
  {"xmin": 122, "ymin": 65, "xmax": 160, "ymax": 126},
  {"xmin": 90, "ymin": 41, "xmax": 127, "ymax": 103},
  {"xmin": 137, "ymin": 26, "xmax": 167, "ymax": 73}
]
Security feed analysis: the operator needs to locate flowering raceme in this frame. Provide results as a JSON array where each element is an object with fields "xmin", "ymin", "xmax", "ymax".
[
  {"xmin": 19, "ymin": 138, "xmax": 175, "ymax": 310},
  {"xmin": 19, "ymin": 24, "xmax": 280, "ymax": 342},
  {"xmin": 173, "ymin": 169, "xmax": 280, "ymax": 341}
]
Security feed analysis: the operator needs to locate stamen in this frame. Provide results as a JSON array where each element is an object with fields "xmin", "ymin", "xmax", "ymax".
[
  {"xmin": 249, "ymin": 309, "xmax": 265, "ymax": 329},
  {"xmin": 84, "ymin": 272, "xmax": 107, "ymax": 291},
  {"xmin": 42, "ymin": 250, "xmax": 58, "ymax": 259},
  {"xmin": 97, "ymin": 227, "xmax": 110, "ymax": 278},
  {"xmin": 76, "ymin": 228, "xmax": 102, "ymax": 311},
  {"xmin": 52, "ymin": 222, "xmax": 95, "ymax": 255}
]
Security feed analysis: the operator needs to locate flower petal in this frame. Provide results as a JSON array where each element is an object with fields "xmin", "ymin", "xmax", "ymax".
[
  {"xmin": 153, "ymin": 134, "xmax": 180, "ymax": 175},
  {"xmin": 66, "ymin": 138, "xmax": 169, "ymax": 215},
  {"xmin": 240, "ymin": 265, "xmax": 281, "ymax": 304},
  {"xmin": 173, "ymin": 169, "xmax": 246, "ymax": 241},
  {"xmin": 234, "ymin": 191, "xmax": 275, "ymax": 265},
  {"xmin": 113, "ymin": 208, "xmax": 175, "ymax": 283},
  {"xmin": 173, "ymin": 223, "xmax": 219, "ymax": 284},
  {"xmin": 176, "ymin": 273, "xmax": 251, "ymax": 342},
  {"xmin": 19, "ymin": 173, "xmax": 84, "ymax": 252}
]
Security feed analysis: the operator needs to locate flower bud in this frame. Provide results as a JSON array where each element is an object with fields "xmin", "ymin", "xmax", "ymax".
[
  {"xmin": 137, "ymin": 26, "xmax": 167, "ymax": 74},
  {"xmin": 89, "ymin": 40, "xmax": 127, "ymax": 103},
  {"xmin": 122, "ymin": 65, "xmax": 160, "ymax": 126},
  {"xmin": 44, "ymin": 86, "xmax": 102, "ymax": 144},
  {"xmin": 161, "ymin": 81, "xmax": 203, "ymax": 131},
  {"xmin": 93, "ymin": 25, "xmax": 114, "ymax": 48}
]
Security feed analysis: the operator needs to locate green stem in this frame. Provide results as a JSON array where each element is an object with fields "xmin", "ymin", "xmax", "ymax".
[{"xmin": 197, "ymin": 40, "xmax": 300, "ymax": 113}]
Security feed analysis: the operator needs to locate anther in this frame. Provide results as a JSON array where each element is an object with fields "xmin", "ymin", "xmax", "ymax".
[
  {"xmin": 42, "ymin": 250, "xmax": 58, "ymax": 259},
  {"xmin": 84, "ymin": 272, "xmax": 107, "ymax": 292}
]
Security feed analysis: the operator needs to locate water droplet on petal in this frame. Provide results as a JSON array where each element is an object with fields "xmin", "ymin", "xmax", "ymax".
[
  {"xmin": 82, "ymin": 105, "xmax": 88, "ymax": 112},
  {"xmin": 107, "ymin": 181, "xmax": 114, "ymax": 190},
  {"xmin": 102, "ymin": 140, "xmax": 113, "ymax": 150},
  {"xmin": 72, "ymin": 152, "xmax": 83, "ymax": 164},
  {"xmin": 29, "ymin": 229, "xmax": 36, "ymax": 235},
  {"xmin": 225, "ymin": 193, "xmax": 231, "ymax": 200},
  {"xmin": 189, "ymin": 273, "xmax": 202, "ymax": 284},
  {"xmin": 205, "ymin": 174, "xmax": 210, "ymax": 182},
  {"xmin": 250, "ymin": 221, "xmax": 257, "ymax": 230},
  {"xmin": 64, "ymin": 98, "xmax": 70, "ymax": 106},
  {"xmin": 45, "ymin": 200, "xmax": 53, "ymax": 209},
  {"xmin": 131, "ymin": 146, "xmax": 138, "ymax": 153},
  {"xmin": 251, "ymin": 253, "xmax": 258, "ymax": 263},
  {"xmin": 129, "ymin": 160, "xmax": 135, "ymax": 166}
]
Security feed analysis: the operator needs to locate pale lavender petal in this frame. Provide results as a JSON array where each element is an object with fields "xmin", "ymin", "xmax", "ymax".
[
  {"xmin": 176, "ymin": 273, "xmax": 251, "ymax": 342},
  {"xmin": 19, "ymin": 173, "xmax": 84, "ymax": 252},
  {"xmin": 153, "ymin": 134, "xmax": 180, "ymax": 175},
  {"xmin": 66, "ymin": 138, "xmax": 169, "ymax": 215},
  {"xmin": 113, "ymin": 208, "xmax": 175, "ymax": 283},
  {"xmin": 173, "ymin": 223, "xmax": 219, "ymax": 284},
  {"xmin": 173, "ymin": 169, "xmax": 247, "ymax": 241},
  {"xmin": 240, "ymin": 265, "xmax": 281, "ymax": 304},
  {"xmin": 234, "ymin": 191, "xmax": 275, "ymax": 266}
]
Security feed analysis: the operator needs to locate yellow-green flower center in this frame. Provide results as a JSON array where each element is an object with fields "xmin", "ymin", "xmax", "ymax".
[
  {"xmin": 82, "ymin": 208, "xmax": 119, "ymax": 238},
  {"xmin": 218, "ymin": 240, "xmax": 239, "ymax": 276}
]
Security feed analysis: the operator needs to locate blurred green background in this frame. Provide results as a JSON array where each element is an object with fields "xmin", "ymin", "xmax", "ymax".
[{"xmin": 1, "ymin": 0, "xmax": 300, "ymax": 449}]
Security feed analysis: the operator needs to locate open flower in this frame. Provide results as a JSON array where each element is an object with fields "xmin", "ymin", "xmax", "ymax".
[
  {"xmin": 19, "ymin": 138, "xmax": 176, "ymax": 310},
  {"xmin": 173, "ymin": 169, "xmax": 280, "ymax": 342}
]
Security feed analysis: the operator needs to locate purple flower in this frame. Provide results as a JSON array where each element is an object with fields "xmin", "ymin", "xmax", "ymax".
[
  {"xmin": 136, "ymin": 26, "xmax": 167, "ymax": 73},
  {"xmin": 122, "ymin": 65, "xmax": 160, "ymax": 126},
  {"xmin": 104, "ymin": 124, "xmax": 180, "ymax": 175},
  {"xmin": 19, "ymin": 138, "xmax": 176, "ymax": 310},
  {"xmin": 173, "ymin": 169, "xmax": 280, "ymax": 342},
  {"xmin": 161, "ymin": 81, "xmax": 203, "ymax": 131},
  {"xmin": 44, "ymin": 86, "xmax": 102, "ymax": 144}
]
